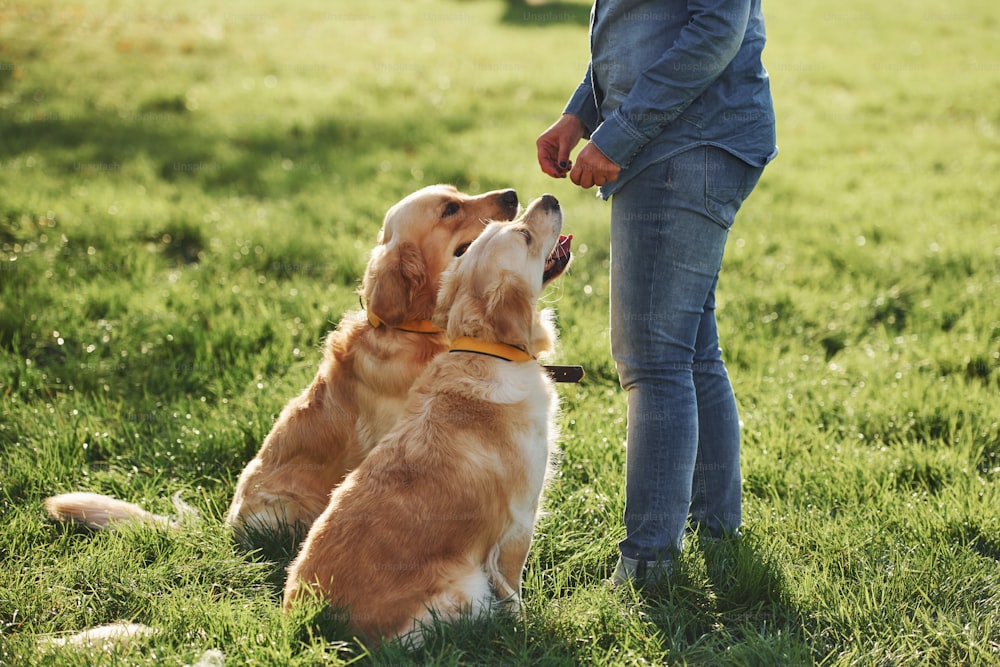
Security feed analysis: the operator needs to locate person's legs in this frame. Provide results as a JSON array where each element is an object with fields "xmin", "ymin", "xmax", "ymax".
[
  {"xmin": 688, "ymin": 281, "xmax": 743, "ymax": 539},
  {"xmin": 609, "ymin": 146, "xmax": 762, "ymax": 585}
]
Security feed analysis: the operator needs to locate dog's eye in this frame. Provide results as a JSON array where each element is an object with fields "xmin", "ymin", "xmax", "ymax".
[
  {"xmin": 518, "ymin": 229, "xmax": 532, "ymax": 244},
  {"xmin": 442, "ymin": 202, "xmax": 460, "ymax": 218},
  {"xmin": 454, "ymin": 242, "xmax": 471, "ymax": 257}
]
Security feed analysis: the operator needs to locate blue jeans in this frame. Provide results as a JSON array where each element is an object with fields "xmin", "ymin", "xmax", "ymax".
[{"xmin": 610, "ymin": 146, "xmax": 764, "ymax": 566}]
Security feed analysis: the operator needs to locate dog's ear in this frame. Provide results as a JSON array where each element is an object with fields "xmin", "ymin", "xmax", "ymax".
[
  {"xmin": 481, "ymin": 272, "xmax": 535, "ymax": 349},
  {"xmin": 363, "ymin": 241, "xmax": 428, "ymax": 326}
]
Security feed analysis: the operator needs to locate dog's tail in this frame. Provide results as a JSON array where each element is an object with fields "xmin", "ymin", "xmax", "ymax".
[
  {"xmin": 38, "ymin": 621, "xmax": 157, "ymax": 649},
  {"xmin": 44, "ymin": 491, "xmax": 197, "ymax": 530}
]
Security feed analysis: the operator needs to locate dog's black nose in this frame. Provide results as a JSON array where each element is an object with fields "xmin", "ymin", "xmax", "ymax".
[
  {"xmin": 540, "ymin": 194, "xmax": 560, "ymax": 211},
  {"xmin": 501, "ymin": 189, "xmax": 519, "ymax": 208}
]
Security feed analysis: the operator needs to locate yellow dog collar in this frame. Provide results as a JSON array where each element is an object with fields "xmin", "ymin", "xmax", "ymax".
[
  {"xmin": 449, "ymin": 336, "xmax": 534, "ymax": 362},
  {"xmin": 367, "ymin": 310, "xmax": 443, "ymax": 334}
]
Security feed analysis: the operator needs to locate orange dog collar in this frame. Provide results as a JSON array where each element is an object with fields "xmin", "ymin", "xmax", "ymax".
[
  {"xmin": 367, "ymin": 310, "xmax": 443, "ymax": 334},
  {"xmin": 449, "ymin": 336, "xmax": 534, "ymax": 363}
]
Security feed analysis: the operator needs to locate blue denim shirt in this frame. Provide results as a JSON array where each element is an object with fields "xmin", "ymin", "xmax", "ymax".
[{"xmin": 564, "ymin": 0, "xmax": 778, "ymax": 199}]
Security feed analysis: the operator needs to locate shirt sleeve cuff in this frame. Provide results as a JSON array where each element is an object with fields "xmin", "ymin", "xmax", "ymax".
[{"xmin": 588, "ymin": 107, "xmax": 649, "ymax": 169}]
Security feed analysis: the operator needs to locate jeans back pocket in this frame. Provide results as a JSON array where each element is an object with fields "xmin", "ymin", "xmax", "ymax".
[{"xmin": 704, "ymin": 146, "xmax": 764, "ymax": 230}]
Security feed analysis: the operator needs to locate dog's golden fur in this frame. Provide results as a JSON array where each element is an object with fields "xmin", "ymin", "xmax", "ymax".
[
  {"xmin": 283, "ymin": 195, "xmax": 568, "ymax": 645},
  {"xmin": 225, "ymin": 185, "xmax": 519, "ymax": 543}
]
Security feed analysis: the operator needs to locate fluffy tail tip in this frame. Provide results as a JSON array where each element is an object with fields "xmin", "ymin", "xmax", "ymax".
[
  {"xmin": 39, "ymin": 622, "xmax": 157, "ymax": 649},
  {"xmin": 44, "ymin": 492, "xmax": 177, "ymax": 530}
]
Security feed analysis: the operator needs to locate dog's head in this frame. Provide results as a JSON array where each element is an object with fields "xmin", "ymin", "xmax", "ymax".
[
  {"xmin": 433, "ymin": 194, "xmax": 571, "ymax": 358},
  {"xmin": 363, "ymin": 185, "xmax": 520, "ymax": 327}
]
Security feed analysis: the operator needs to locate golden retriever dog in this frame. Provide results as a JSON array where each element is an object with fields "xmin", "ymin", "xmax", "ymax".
[
  {"xmin": 45, "ymin": 185, "xmax": 519, "ymax": 544},
  {"xmin": 225, "ymin": 184, "xmax": 519, "ymax": 542},
  {"xmin": 283, "ymin": 194, "xmax": 571, "ymax": 646}
]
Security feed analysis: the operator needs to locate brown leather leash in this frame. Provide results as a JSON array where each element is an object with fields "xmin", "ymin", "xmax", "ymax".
[{"xmin": 543, "ymin": 365, "xmax": 586, "ymax": 383}]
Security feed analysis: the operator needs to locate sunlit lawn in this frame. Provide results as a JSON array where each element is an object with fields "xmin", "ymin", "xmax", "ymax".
[{"xmin": 1, "ymin": 0, "xmax": 998, "ymax": 664}]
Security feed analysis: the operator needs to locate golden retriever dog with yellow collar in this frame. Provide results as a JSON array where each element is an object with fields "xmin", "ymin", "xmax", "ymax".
[
  {"xmin": 225, "ymin": 185, "xmax": 519, "ymax": 543},
  {"xmin": 45, "ymin": 185, "xmax": 519, "ymax": 545},
  {"xmin": 283, "ymin": 194, "xmax": 571, "ymax": 645}
]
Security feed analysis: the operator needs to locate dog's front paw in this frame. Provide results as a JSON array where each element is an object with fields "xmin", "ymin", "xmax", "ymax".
[{"xmin": 491, "ymin": 591, "xmax": 525, "ymax": 620}]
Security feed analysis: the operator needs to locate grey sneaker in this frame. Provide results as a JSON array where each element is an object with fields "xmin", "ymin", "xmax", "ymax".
[{"xmin": 609, "ymin": 555, "xmax": 673, "ymax": 590}]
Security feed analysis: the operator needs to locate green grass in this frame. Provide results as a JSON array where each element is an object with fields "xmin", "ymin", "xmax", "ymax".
[{"xmin": 1, "ymin": 0, "xmax": 998, "ymax": 664}]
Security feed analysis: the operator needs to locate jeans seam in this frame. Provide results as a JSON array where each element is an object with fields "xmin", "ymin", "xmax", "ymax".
[
  {"xmin": 703, "ymin": 147, "xmax": 730, "ymax": 230},
  {"xmin": 692, "ymin": 450, "xmax": 706, "ymax": 523}
]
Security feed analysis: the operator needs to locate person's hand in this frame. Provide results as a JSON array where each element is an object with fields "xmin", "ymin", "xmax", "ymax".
[
  {"xmin": 569, "ymin": 142, "xmax": 621, "ymax": 189},
  {"xmin": 536, "ymin": 114, "xmax": 587, "ymax": 179}
]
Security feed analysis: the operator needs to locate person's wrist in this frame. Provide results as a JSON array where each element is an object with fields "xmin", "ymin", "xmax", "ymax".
[{"xmin": 561, "ymin": 113, "xmax": 585, "ymax": 134}]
